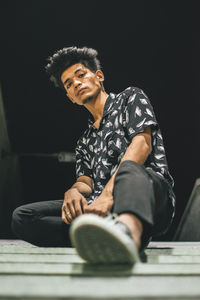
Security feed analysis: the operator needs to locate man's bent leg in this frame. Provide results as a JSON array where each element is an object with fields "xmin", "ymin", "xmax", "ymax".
[
  {"xmin": 11, "ymin": 200, "xmax": 71, "ymax": 247},
  {"xmin": 113, "ymin": 160, "xmax": 174, "ymax": 252},
  {"xmin": 68, "ymin": 160, "xmax": 174, "ymax": 263}
]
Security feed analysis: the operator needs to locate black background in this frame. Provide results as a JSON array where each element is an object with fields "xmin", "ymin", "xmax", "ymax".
[{"xmin": 1, "ymin": 0, "xmax": 200, "ymax": 239}]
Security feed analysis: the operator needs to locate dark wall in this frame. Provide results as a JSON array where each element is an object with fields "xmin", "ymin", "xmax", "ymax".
[{"xmin": 1, "ymin": 0, "xmax": 200, "ymax": 239}]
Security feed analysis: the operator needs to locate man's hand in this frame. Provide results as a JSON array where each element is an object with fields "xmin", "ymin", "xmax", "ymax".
[
  {"xmin": 62, "ymin": 188, "xmax": 88, "ymax": 224},
  {"xmin": 85, "ymin": 191, "xmax": 114, "ymax": 217}
]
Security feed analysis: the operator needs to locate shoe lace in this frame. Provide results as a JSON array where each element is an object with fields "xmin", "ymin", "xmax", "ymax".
[
  {"xmin": 106, "ymin": 212, "xmax": 133, "ymax": 239},
  {"xmin": 105, "ymin": 212, "xmax": 118, "ymax": 224}
]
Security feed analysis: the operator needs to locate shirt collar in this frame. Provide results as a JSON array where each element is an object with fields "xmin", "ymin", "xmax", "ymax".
[{"xmin": 88, "ymin": 92, "xmax": 116, "ymax": 128}]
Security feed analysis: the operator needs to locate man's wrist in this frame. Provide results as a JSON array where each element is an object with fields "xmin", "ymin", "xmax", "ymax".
[
  {"xmin": 70, "ymin": 182, "xmax": 91, "ymax": 197},
  {"xmin": 101, "ymin": 187, "xmax": 113, "ymax": 197},
  {"xmin": 70, "ymin": 186, "xmax": 79, "ymax": 192}
]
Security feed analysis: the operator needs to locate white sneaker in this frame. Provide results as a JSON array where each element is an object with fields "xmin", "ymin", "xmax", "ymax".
[{"xmin": 69, "ymin": 213, "xmax": 140, "ymax": 264}]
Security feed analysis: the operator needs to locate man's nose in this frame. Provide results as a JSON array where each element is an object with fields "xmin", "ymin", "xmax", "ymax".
[{"xmin": 74, "ymin": 79, "xmax": 82, "ymax": 88}]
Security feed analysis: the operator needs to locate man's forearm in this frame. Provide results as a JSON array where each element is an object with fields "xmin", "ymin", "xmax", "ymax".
[
  {"xmin": 102, "ymin": 132, "xmax": 152, "ymax": 196},
  {"xmin": 71, "ymin": 181, "xmax": 92, "ymax": 197}
]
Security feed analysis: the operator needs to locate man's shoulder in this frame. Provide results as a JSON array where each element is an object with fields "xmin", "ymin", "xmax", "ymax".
[{"xmin": 116, "ymin": 86, "xmax": 146, "ymax": 99}]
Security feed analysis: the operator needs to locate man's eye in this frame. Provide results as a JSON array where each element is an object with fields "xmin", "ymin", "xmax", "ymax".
[
  {"xmin": 67, "ymin": 82, "xmax": 72, "ymax": 89},
  {"xmin": 78, "ymin": 73, "xmax": 85, "ymax": 78}
]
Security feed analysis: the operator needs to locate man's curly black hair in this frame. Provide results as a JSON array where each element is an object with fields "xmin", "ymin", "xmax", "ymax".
[{"xmin": 45, "ymin": 46, "xmax": 101, "ymax": 89}]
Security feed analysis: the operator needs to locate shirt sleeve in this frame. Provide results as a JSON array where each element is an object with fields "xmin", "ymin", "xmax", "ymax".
[
  {"xmin": 124, "ymin": 87, "xmax": 158, "ymax": 141},
  {"xmin": 75, "ymin": 137, "xmax": 93, "ymax": 179}
]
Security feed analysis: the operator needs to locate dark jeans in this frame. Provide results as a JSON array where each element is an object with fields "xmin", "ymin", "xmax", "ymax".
[{"xmin": 11, "ymin": 160, "xmax": 174, "ymax": 252}]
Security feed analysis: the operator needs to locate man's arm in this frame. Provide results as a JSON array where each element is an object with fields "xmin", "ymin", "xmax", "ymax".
[
  {"xmin": 104, "ymin": 126, "xmax": 152, "ymax": 195},
  {"xmin": 85, "ymin": 126, "xmax": 152, "ymax": 216}
]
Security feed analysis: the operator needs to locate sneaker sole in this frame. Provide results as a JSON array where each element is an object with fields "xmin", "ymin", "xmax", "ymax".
[{"xmin": 70, "ymin": 214, "xmax": 139, "ymax": 264}]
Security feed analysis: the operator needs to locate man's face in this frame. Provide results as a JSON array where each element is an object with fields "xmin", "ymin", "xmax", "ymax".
[{"xmin": 61, "ymin": 63, "xmax": 104, "ymax": 105}]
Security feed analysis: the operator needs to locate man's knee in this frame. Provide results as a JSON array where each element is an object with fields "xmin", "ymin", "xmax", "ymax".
[
  {"xmin": 11, "ymin": 205, "xmax": 35, "ymax": 238},
  {"xmin": 115, "ymin": 160, "xmax": 149, "ymax": 185}
]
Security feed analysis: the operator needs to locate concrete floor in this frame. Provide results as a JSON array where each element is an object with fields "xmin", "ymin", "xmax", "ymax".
[{"xmin": 0, "ymin": 240, "xmax": 200, "ymax": 299}]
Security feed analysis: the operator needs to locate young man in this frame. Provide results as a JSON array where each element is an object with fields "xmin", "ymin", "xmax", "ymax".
[{"xmin": 12, "ymin": 46, "xmax": 175, "ymax": 264}]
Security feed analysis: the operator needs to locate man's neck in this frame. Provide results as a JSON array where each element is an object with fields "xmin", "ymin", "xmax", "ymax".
[{"xmin": 84, "ymin": 90, "xmax": 109, "ymax": 123}]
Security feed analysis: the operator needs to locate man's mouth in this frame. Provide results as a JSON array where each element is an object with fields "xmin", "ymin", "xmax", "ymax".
[{"xmin": 77, "ymin": 88, "xmax": 87, "ymax": 96}]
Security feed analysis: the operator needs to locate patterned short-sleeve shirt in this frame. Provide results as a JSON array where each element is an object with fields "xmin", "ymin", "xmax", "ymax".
[{"xmin": 75, "ymin": 87, "xmax": 175, "ymax": 217}]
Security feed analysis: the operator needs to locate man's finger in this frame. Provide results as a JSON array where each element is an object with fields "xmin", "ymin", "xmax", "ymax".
[
  {"xmin": 84, "ymin": 206, "xmax": 99, "ymax": 216},
  {"xmin": 67, "ymin": 202, "xmax": 76, "ymax": 219},
  {"xmin": 62, "ymin": 208, "xmax": 70, "ymax": 225},
  {"xmin": 81, "ymin": 198, "xmax": 88, "ymax": 213},
  {"xmin": 100, "ymin": 211, "xmax": 107, "ymax": 217},
  {"xmin": 65, "ymin": 205, "xmax": 73, "ymax": 223},
  {"xmin": 84, "ymin": 203, "xmax": 93, "ymax": 214},
  {"xmin": 73, "ymin": 200, "xmax": 83, "ymax": 217}
]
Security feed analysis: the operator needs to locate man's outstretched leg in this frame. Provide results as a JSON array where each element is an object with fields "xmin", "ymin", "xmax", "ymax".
[{"xmin": 11, "ymin": 199, "xmax": 71, "ymax": 247}]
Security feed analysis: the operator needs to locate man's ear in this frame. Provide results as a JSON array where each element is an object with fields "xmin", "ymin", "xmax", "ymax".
[{"xmin": 96, "ymin": 70, "xmax": 104, "ymax": 82}]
